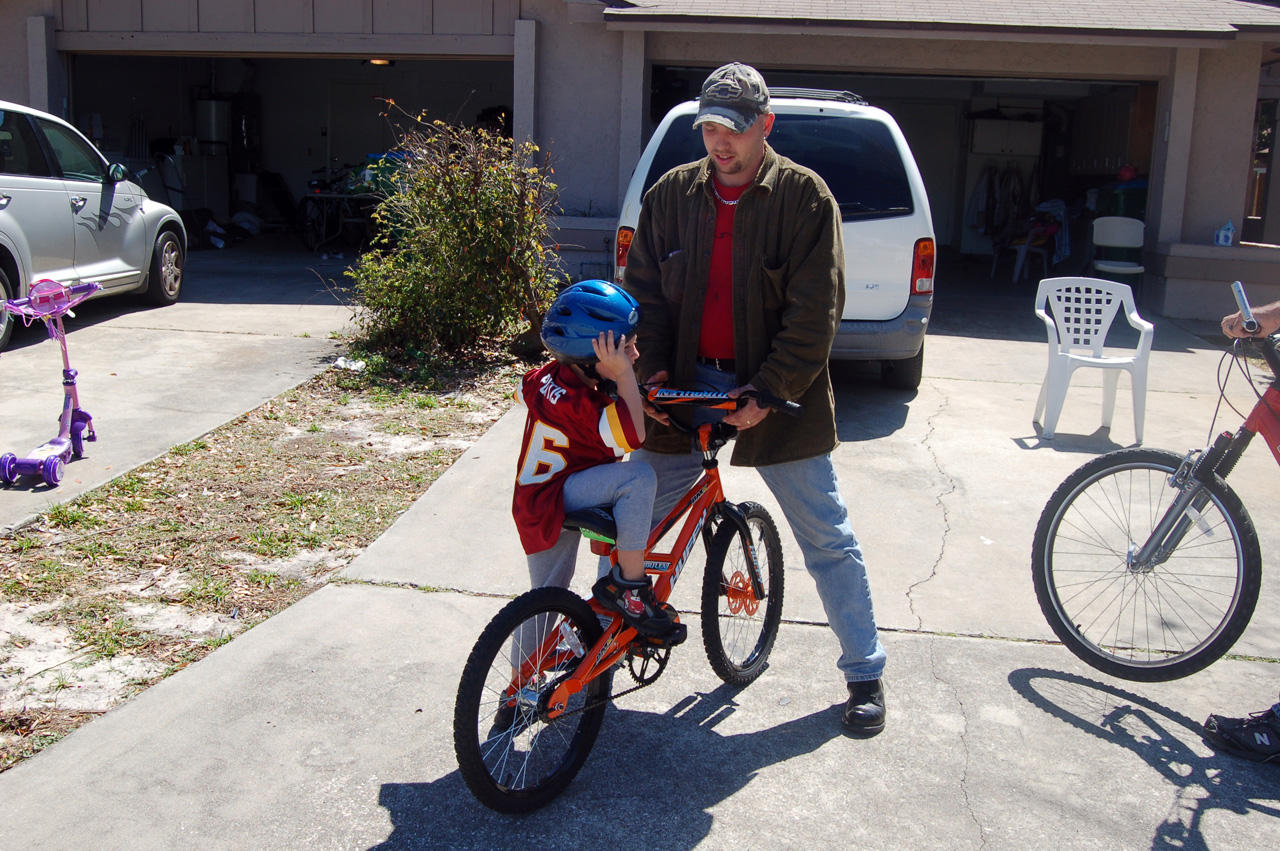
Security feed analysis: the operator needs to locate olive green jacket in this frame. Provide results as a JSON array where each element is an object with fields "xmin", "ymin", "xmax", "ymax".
[{"xmin": 623, "ymin": 144, "xmax": 845, "ymax": 467}]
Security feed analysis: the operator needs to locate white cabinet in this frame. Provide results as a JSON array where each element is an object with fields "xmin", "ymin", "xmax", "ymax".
[{"xmin": 970, "ymin": 119, "xmax": 1043, "ymax": 156}]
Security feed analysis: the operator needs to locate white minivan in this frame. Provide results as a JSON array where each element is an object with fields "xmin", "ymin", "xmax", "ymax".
[{"xmin": 614, "ymin": 89, "xmax": 935, "ymax": 389}]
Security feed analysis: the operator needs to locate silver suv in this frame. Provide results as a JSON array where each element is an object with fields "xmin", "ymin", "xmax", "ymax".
[
  {"xmin": 0, "ymin": 100, "xmax": 187, "ymax": 350},
  {"xmin": 614, "ymin": 89, "xmax": 935, "ymax": 389}
]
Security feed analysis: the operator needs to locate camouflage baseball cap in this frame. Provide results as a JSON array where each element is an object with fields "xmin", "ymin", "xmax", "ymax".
[{"xmin": 693, "ymin": 63, "xmax": 771, "ymax": 133}]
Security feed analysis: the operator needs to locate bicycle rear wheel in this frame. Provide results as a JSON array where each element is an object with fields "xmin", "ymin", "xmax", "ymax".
[
  {"xmin": 1032, "ymin": 448, "xmax": 1261, "ymax": 681},
  {"xmin": 701, "ymin": 502, "xmax": 784, "ymax": 685},
  {"xmin": 453, "ymin": 586, "xmax": 607, "ymax": 813}
]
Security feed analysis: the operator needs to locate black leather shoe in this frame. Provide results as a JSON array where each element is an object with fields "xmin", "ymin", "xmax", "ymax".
[{"xmin": 843, "ymin": 679, "xmax": 886, "ymax": 735}]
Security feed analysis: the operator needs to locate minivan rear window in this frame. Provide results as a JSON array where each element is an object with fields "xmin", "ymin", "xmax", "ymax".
[{"xmin": 644, "ymin": 113, "xmax": 914, "ymax": 221}]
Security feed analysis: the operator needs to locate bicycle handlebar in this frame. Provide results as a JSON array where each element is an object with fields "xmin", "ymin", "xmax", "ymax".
[
  {"xmin": 646, "ymin": 386, "xmax": 804, "ymax": 418},
  {"xmin": 1230, "ymin": 280, "xmax": 1259, "ymax": 336},
  {"xmin": 1228, "ymin": 280, "xmax": 1280, "ymax": 378}
]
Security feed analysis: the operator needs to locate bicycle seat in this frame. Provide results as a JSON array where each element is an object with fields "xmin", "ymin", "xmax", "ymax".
[{"xmin": 563, "ymin": 507, "xmax": 617, "ymax": 542}]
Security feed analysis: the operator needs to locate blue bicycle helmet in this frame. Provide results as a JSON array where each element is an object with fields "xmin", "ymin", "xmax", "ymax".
[{"xmin": 540, "ymin": 280, "xmax": 641, "ymax": 363}]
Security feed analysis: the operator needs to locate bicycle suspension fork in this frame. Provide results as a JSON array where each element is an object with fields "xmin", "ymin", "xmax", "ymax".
[{"xmin": 1129, "ymin": 428, "xmax": 1254, "ymax": 569}]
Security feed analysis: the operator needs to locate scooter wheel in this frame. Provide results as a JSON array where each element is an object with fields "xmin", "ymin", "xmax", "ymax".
[
  {"xmin": 42, "ymin": 456, "xmax": 63, "ymax": 487},
  {"xmin": 0, "ymin": 453, "xmax": 15, "ymax": 485}
]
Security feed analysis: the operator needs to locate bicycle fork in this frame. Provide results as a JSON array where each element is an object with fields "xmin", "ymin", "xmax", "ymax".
[{"xmin": 1130, "ymin": 429, "xmax": 1253, "ymax": 570}]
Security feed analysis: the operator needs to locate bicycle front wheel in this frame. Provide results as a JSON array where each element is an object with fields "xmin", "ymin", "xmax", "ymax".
[
  {"xmin": 701, "ymin": 502, "xmax": 785, "ymax": 685},
  {"xmin": 1032, "ymin": 448, "xmax": 1262, "ymax": 681},
  {"xmin": 453, "ymin": 587, "xmax": 607, "ymax": 813}
]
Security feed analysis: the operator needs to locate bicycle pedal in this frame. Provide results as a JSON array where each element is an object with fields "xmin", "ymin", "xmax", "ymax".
[{"xmin": 641, "ymin": 622, "xmax": 687, "ymax": 648}]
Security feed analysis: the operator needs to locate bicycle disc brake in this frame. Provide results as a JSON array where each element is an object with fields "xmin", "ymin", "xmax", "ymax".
[{"xmin": 626, "ymin": 644, "xmax": 671, "ymax": 685}]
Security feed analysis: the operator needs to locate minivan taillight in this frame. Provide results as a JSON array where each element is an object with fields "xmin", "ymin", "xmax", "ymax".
[
  {"xmin": 614, "ymin": 226, "xmax": 635, "ymax": 283},
  {"xmin": 911, "ymin": 238, "xmax": 935, "ymax": 294}
]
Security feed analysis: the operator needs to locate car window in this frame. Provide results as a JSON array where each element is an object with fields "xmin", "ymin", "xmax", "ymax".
[
  {"xmin": 34, "ymin": 118, "xmax": 106, "ymax": 183},
  {"xmin": 0, "ymin": 110, "xmax": 53, "ymax": 177},
  {"xmin": 644, "ymin": 112, "xmax": 914, "ymax": 222}
]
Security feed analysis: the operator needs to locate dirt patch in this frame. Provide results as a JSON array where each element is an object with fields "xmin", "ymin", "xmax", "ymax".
[{"xmin": 0, "ymin": 357, "xmax": 520, "ymax": 771}]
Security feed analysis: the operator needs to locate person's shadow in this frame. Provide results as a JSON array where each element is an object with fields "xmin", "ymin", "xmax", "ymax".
[
  {"xmin": 1010, "ymin": 668, "xmax": 1280, "ymax": 851},
  {"xmin": 370, "ymin": 682, "xmax": 847, "ymax": 850}
]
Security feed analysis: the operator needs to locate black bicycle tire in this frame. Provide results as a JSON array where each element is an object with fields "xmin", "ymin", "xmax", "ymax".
[
  {"xmin": 453, "ymin": 586, "xmax": 607, "ymax": 813},
  {"xmin": 299, "ymin": 197, "xmax": 325, "ymax": 251},
  {"xmin": 1032, "ymin": 448, "xmax": 1262, "ymax": 682},
  {"xmin": 701, "ymin": 502, "xmax": 785, "ymax": 685}
]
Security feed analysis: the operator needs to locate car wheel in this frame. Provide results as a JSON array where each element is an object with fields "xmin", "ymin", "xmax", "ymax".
[
  {"xmin": 0, "ymin": 267, "xmax": 14, "ymax": 351},
  {"xmin": 881, "ymin": 343, "xmax": 924, "ymax": 391},
  {"xmin": 145, "ymin": 231, "xmax": 183, "ymax": 306}
]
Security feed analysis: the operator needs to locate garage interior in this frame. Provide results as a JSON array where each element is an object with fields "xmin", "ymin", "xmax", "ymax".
[{"xmin": 65, "ymin": 53, "xmax": 513, "ymax": 250}]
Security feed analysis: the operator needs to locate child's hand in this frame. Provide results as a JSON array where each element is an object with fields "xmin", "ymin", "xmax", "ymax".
[{"xmin": 591, "ymin": 331, "xmax": 637, "ymax": 382}]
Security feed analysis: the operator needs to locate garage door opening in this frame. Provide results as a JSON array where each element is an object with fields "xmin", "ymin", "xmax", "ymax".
[
  {"xmin": 652, "ymin": 66, "xmax": 1156, "ymax": 297},
  {"xmin": 66, "ymin": 54, "xmax": 513, "ymax": 248}
]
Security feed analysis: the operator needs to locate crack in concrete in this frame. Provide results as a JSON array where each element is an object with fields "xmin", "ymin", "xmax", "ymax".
[
  {"xmin": 905, "ymin": 387, "xmax": 956, "ymax": 631},
  {"xmin": 927, "ymin": 634, "xmax": 986, "ymax": 848}
]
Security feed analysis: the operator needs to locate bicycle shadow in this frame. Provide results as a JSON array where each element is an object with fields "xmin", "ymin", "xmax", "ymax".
[
  {"xmin": 370, "ymin": 683, "xmax": 846, "ymax": 850},
  {"xmin": 1009, "ymin": 668, "xmax": 1280, "ymax": 851}
]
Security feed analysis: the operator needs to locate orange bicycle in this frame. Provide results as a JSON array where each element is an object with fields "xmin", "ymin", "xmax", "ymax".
[{"xmin": 453, "ymin": 386, "xmax": 800, "ymax": 812}]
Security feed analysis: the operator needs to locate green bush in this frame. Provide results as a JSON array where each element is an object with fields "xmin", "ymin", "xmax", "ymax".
[{"xmin": 349, "ymin": 117, "xmax": 564, "ymax": 357}]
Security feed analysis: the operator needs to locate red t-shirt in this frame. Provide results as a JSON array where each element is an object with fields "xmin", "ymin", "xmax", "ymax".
[
  {"xmin": 512, "ymin": 361, "xmax": 644, "ymax": 554},
  {"xmin": 698, "ymin": 178, "xmax": 747, "ymax": 360}
]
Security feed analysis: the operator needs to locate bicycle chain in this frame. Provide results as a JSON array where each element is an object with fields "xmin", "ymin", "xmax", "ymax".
[{"xmin": 547, "ymin": 644, "xmax": 674, "ymax": 721}]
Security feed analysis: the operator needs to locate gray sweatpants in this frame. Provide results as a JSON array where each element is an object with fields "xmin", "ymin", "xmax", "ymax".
[{"xmin": 526, "ymin": 460, "xmax": 656, "ymax": 589}]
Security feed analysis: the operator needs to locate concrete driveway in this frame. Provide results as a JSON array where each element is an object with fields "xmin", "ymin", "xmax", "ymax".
[
  {"xmin": 2, "ymin": 251, "xmax": 1278, "ymax": 849},
  {"xmin": 0, "ymin": 235, "xmax": 354, "ymax": 533}
]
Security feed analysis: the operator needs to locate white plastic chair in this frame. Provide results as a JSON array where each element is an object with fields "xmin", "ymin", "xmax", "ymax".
[
  {"xmin": 1091, "ymin": 216, "xmax": 1145, "ymax": 279},
  {"xmin": 1033, "ymin": 276, "xmax": 1154, "ymax": 443}
]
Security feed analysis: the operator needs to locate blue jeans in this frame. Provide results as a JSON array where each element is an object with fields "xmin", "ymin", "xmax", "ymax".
[{"xmin": 630, "ymin": 362, "xmax": 886, "ymax": 683}]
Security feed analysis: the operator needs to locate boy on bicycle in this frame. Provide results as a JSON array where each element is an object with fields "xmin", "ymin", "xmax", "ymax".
[{"xmin": 513, "ymin": 280, "xmax": 678, "ymax": 638}]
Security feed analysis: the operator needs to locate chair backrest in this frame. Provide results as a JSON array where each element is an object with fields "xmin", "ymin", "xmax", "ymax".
[
  {"xmin": 1035, "ymin": 277, "xmax": 1135, "ymax": 357},
  {"xmin": 1092, "ymin": 216, "xmax": 1144, "ymax": 249}
]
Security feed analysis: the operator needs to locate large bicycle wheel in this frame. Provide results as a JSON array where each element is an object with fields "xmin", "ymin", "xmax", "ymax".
[
  {"xmin": 1032, "ymin": 448, "xmax": 1262, "ymax": 682},
  {"xmin": 453, "ymin": 586, "xmax": 607, "ymax": 813},
  {"xmin": 701, "ymin": 502, "xmax": 785, "ymax": 685}
]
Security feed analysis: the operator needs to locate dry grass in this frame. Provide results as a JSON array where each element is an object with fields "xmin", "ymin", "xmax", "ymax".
[{"xmin": 0, "ymin": 355, "xmax": 520, "ymax": 772}]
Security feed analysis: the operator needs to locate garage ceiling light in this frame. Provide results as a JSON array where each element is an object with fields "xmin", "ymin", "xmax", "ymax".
[{"xmin": 366, "ymin": 59, "xmax": 394, "ymax": 66}]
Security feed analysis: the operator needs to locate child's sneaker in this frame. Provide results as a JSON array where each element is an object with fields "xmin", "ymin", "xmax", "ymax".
[
  {"xmin": 1202, "ymin": 707, "xmax": 1280, "ymax": 764},
  {"xmin": 593, "ymin": 567, "xmax": 676, "ymax": 637}
]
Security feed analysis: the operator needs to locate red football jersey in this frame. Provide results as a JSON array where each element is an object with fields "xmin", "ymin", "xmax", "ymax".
[{"xmin": 512, "ymin": 361, "xmax": 644, "ymax": 554}]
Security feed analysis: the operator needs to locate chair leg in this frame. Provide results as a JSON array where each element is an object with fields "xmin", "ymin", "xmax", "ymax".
[
  {"xmin": 1038, "ymin": 364, "xmax": 1071, "ymax": 440},
  {"xmin": 1034, "ymin": 376, "xmax": 1049, "ymax": 424},
  {"xmin": 1101, "ymin": 370, "xmax": 1120, "ymax": 430},
  {"xmin": 1131, "ymin": 365, "xmax": 1147, "ymax": 445}
]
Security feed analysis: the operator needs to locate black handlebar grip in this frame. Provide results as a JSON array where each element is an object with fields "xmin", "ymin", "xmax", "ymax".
[{"xmin": 755, "ymin": 391, "xmax": 804, "ymax": 417}]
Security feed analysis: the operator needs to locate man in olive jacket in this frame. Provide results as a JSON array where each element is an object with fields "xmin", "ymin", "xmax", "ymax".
[{"xmin": 623, "ymin": 62, "xmax": 888, "ymax": 734}]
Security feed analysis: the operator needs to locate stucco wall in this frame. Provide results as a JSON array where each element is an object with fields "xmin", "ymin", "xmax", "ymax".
[
  {"xmin": 1183, "ymin": 41, "xmax": 1261, "ymax": 245},
  {"xmin": 0, "ymin": 2, "xmax": 59, "ymax": 108},
  {"xmin": 522, "ymin": 1, "xmax": 625, "ymax": 221}
]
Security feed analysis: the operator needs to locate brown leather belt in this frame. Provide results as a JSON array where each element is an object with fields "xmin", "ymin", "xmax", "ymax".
[{"xmin": 697, "ymin": 356, "xmax": 736, "ymax": 371}]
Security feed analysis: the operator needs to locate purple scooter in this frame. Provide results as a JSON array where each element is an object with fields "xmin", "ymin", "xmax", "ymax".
[{"xmin": 1, "ymin": 279, "xmax": 102, "ymax": 488}]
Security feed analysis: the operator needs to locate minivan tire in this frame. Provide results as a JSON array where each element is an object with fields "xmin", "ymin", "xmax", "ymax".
[{"xmin": 881, "ymin": 343, "xmax": 924, "ymax": 390}]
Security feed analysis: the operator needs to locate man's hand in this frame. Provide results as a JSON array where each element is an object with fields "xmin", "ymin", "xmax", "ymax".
[
  {"xmin": 1222, "ymin": 300, "xmax": 1280, "ymax": 338},
  {"xmin": 641, "ymin": 370, "xmax": 671, "ymax": 425},
  {"xmin": 724, "ymin": 383, "xmax": 768, "ymax": 430}
]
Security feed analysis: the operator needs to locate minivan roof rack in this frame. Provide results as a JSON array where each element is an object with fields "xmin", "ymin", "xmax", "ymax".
[{"xmin": 770, "ymin": 88, "xmax": 867, "ymax": 105}]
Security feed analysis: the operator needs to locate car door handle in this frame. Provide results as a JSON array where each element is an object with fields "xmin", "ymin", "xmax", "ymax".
[
  {"xmin": 69, "ymin": 195, "xmax": 88, "ymax": 211},
  {"xmin": 0, "ymin": 192, "xmax": 10, "ymax": 209}
]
